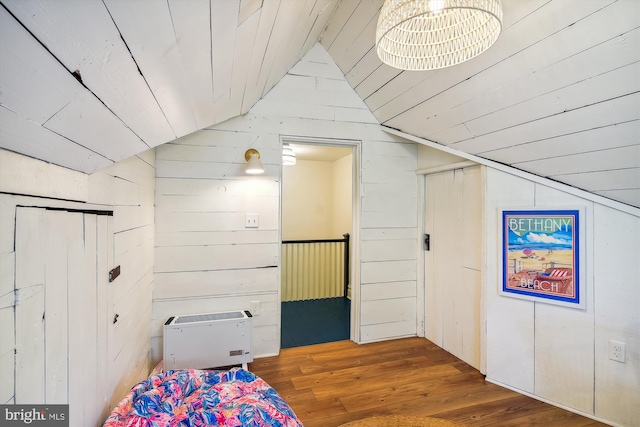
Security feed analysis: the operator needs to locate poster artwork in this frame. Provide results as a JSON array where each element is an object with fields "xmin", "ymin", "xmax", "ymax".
[{"xmin": 502, "ymin": 209, "xmax": 583, "ymax": 307}]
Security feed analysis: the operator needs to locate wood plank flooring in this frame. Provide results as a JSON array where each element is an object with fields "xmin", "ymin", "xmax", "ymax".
[{"xmin": 248, "ymin": 337, "xmax": 610, "ymax": 427}]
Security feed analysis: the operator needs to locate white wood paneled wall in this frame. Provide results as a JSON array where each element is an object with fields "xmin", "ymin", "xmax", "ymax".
[
  {"xmin": 153, "ymin": 43, "xmax": 418, "ymax": 355},
  {"xmin": 0, "ymin": 148, "xmax": 155, "ymax": 424},
  {"xmin": 152, "ymin": 170, "xmax": 281, "ymax": 360},
  {"xmin": 484, "ymin": 167, "xmax": 640, "ymax": 427}
]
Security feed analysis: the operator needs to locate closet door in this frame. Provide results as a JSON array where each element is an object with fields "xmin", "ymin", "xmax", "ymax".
[
  {"xmin": 424, "ymin": 166, "xmax": 483, "ymax": 370},
  {"xmin": 14, "ymin": 207, "xmax": 110, "ymax": 425}
]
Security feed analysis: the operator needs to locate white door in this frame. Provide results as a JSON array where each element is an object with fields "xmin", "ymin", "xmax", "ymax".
[
  {"xmin": 424, "ymin": 166, "xmax": 483, "ymax": 370},
  {"xmin": 14, "ymin": 207, "xmax": 111, "ymax": 426}
]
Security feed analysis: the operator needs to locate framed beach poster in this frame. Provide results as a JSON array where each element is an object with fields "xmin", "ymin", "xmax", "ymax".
[{"xmin": 500, "ymin": 207, "xmax": 586, "ymax": 309}]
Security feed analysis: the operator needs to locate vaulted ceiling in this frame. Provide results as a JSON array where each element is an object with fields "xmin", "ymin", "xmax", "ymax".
[{"xmin": 0, "ymin": 0, "xmax": 638, "ymax": 208}]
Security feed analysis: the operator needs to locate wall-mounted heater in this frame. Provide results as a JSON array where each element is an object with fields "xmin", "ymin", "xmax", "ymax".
[{"xmin": 163, "ymin": 310, "xmax": 253, "ymax": 370}]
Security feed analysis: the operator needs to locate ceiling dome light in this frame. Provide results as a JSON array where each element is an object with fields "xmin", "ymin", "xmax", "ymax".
[
  {"xmin": 282, "ymin": 144, "xmax": 296, "ymax": 166},
  {"xmin": 376, "ymin": 0, "xmax": 503, "ymax": 71}
]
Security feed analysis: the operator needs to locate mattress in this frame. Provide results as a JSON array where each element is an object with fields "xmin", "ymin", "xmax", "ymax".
[{"xmin": 102, "ymin": 367, "xmax": 302, "ymax": 427}]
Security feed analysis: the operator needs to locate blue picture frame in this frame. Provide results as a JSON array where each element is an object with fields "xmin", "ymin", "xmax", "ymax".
[{"xmin": 500, "ymin": 207, "xmax": 586, "ymax": 309}]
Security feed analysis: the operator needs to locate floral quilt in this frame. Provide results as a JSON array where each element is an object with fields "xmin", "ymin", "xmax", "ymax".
[{"xmin": 102, "ymin": 368, "xmax": 302, "ymax": 427}]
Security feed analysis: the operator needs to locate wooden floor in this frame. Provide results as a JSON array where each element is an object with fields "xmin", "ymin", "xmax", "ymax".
[{"xmin": 249, "ymin": 337, "xmax": 610, "ymax": 427}]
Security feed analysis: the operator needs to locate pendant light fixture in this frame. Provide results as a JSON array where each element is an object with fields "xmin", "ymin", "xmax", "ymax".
[{"xmin": 376, "ymin": 0, "xmax": 503, "ymax": 71}]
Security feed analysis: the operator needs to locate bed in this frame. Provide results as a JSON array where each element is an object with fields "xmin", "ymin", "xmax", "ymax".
[{"xmin": 102, "ymin": 367, "xmax": 302, "ymax": 427}]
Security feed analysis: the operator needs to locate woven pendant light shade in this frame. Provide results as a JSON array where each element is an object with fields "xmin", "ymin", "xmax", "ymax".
[{"xmin": 376, "ymin": 0, "xmax": 503, "ymax": 71}]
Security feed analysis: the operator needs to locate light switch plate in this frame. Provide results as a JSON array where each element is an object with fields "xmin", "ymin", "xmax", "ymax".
[{"xmin": 245, "ymin": 214, "xmax": 259, "ymax": 228}]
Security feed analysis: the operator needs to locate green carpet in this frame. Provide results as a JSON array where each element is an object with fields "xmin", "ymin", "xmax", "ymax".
[{"xmin": 281, "ymin": 297, "xmax": 350, "ymax": 348}]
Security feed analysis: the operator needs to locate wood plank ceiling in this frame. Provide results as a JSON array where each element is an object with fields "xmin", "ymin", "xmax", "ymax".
[{"xmin": 0, "ymin": 0, "xmax": 638, "ymax": 208}]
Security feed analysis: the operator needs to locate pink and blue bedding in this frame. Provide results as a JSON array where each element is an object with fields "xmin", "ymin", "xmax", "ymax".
[{"xmin": 103, "ymin": 368, "xmax": 302, "ymax": 427}]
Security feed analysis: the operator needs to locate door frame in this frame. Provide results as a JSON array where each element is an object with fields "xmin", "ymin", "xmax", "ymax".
[{"xmin": 279, "ymin": 135, "xmax": 362, "ymax": 344}]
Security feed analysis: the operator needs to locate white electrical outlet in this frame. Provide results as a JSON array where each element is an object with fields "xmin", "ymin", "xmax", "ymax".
[
  {"xmin": 245, "ymin": 214, "xmax": 259, "ymax": 228},
  {"xmin": 609, "ymin": 340, "xmax": 626, "ymax": 363}
]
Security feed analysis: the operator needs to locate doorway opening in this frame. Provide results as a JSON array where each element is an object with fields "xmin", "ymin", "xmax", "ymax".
[{"xmin": 280, "ymin": 138, "xmax": 357, "ymax": 348}]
